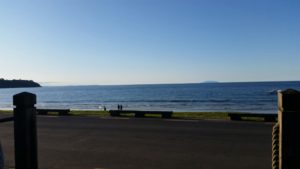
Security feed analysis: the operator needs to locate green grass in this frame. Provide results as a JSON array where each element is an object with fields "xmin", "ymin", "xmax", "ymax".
[
  {"xmin": 173, "ymin": 112, "xmax": 230, "ymax": 120},
  {"xmin": 239, "ymin": 116, "xmax": 274, "ymax": 122},
  {"xmin": 0, "ymin": 110, "xmax": 13, "ymax": 114},
  {"xmin": 0, "ymin": 110, "xmax": 110, "ymax": 116},
  {"xmin": 69, "ymin": 110, "xmax": 109, "ymax": 117},
  {"xmin": 0, "ymin": 109, "xmax": 270, "ymax": 121},
  {"xmin": 70, "ymin": 110, "xmax": 230, "ymax": 120}
]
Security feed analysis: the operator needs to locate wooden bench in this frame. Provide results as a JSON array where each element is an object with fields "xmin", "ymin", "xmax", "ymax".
[
  {"xmin": 37, "ymin": 109, "xmax": 70, "ymax": 116},
  {"xmin": 228, "ymin": 113, "xmax": 277, "ymax": 122},
  {"xmin": 109, "ymin": 110, "xmax": 173, "ymax": 118}
]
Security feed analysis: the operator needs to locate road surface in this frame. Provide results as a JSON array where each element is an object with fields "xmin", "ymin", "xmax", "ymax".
[{"xmin": 0, "ymin": 115, "xmax": 273, "ymax": 169}]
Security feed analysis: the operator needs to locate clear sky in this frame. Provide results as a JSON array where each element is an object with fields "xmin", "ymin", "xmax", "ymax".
[{"xmin": 0, "ymin": 0, "xmax": 299, "ymax": 85}]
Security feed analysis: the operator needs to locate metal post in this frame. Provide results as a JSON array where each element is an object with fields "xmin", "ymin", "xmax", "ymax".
[
  {"xmin": 13, "ymin": 92, "xmax": 38, "ymax": 169},
  {"xmin": 278, "ymin": 89, "xmax": 300, "ymax": 169}
]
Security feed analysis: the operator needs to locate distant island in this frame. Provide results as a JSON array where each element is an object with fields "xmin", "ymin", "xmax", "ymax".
[
  {"xmin": 202, "ymin": 81, "xmax": 219, "ymax": 83},
  {"xmin": 0, "ymin": 79, "xmax": 41, "ymax": 88}
]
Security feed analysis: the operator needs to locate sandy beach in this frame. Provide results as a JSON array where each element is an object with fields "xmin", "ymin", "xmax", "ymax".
[{"xmin": 0, "ymin": 115, "xmax": 273, "ymax": 169}]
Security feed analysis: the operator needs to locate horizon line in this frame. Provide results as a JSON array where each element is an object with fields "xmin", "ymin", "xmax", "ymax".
[{"xmin": 39, "ymin": 80, "xmax": 300, "ymax": 87}]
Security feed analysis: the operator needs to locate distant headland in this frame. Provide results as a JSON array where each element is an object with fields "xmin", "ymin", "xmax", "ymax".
[
  {"xmin": 0, "ymin": 78, "xmax": 41, "ymax": 88},
  {"xmin": 202, "ymin": 81, "xmax": 219, "ymax": 83}
]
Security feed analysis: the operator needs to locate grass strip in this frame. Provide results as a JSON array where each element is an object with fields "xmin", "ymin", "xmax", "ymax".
[
  {"xmin": 69, "ymin": 110, "xmax": 109, "ymax": 117},
  {"xmin": 0, "ymin": 110, "xmax": 270, "ymax": 121},
  {"xmin": 0, "ymin": 110, "xmax": 13, "ymax": 114},
  {"xmin": 71, "ymin": 110, "xmax": 230, "ymax": 120},
  {"xmin": 173, "ymin": 112, "xmax": 229, "ymax": 120}
]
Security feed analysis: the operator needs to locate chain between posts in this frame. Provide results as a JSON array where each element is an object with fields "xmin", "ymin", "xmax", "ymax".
[{"xmin": 272, "ymin": 123, "xmax": 279, "ymax": 169}]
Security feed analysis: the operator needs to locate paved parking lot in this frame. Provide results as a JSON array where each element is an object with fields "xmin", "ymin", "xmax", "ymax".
[{"xmin": 0, "ymin": 116, "xmax": 273, "ymax": 169}]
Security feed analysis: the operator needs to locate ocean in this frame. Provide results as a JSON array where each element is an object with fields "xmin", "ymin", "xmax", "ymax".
[{"xmin": 0, "ymin": 81, "xmax": 299, "ymax": 113}]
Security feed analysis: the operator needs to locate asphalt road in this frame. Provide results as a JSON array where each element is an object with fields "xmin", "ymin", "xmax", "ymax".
[{"xmin": 0, "ymin": 116, "xmax": 273, "ymax": 169}]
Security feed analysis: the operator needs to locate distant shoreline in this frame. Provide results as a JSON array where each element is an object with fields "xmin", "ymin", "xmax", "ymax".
[{"xmin": 0, "ymin": 79, "xmax": 41, "ymax": 88}]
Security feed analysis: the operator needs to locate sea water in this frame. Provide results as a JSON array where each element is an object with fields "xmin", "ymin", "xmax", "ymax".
[{"xmin": 0, "ymin": 81, "xmax": 299, "ymax": 113}]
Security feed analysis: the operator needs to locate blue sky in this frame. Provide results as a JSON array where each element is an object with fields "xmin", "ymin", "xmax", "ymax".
[{"xmin": 0, "ymin": 0, "xmax": 299, "ymax": 85}]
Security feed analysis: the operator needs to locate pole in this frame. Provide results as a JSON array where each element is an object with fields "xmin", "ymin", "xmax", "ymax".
[
  {"xmin": 13, "ymin": 92, "xmax": 38, "ymax": 169},
  {"xmin": 278, "ymin": 89, "xmax": 300, "ymax": 169}
]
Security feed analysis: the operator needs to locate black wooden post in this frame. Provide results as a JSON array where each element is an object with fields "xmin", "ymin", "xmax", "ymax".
[
  {"xmin": 278, "ymin": 89, "xmax": 300, "ymax": 169},
  {"xmin": 13, "ymin": 92, "xmax": 38, "ymax": 169}
]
